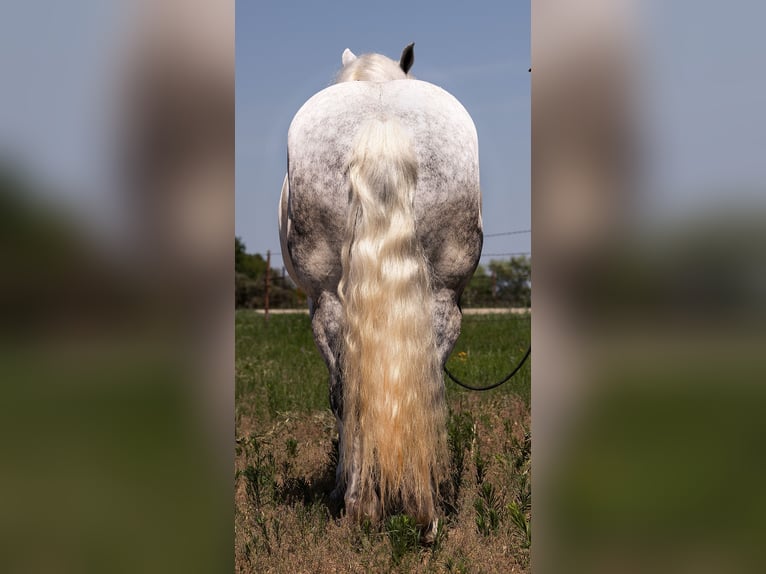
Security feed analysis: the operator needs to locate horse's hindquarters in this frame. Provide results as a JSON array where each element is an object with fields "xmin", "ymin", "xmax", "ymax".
[
  {"xmin": 286, "ymin": 80, "xmax": 482, "ymax": 297},
  {"xmin": 284, "ymin": 79, "xmax": 482, "ymax": 526}
]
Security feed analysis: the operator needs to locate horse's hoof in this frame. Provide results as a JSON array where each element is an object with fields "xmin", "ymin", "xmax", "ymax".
[{"xmin": 421, "ymin": 518, "xmax": 441, "ymax": 545}]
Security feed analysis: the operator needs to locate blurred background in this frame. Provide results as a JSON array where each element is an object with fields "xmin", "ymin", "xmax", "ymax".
[
  {"xmin": 1, "ymin": 1, "xmax": 233, "ymax": 571},
  {"xmin": 1, "ymin": 0, "xmax": 765, "ymax": 572},
  {"xmin": 533, "ymin": 1, "xmax": 766, "ymax": 572}
]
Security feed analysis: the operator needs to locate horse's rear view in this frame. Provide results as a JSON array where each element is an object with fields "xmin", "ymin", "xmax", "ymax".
[{"xmin": 279, "ymin": 44, "xmax": 482, "ymax": 536}]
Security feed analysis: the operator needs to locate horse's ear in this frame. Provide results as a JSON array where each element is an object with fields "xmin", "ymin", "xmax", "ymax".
[
  {"xmin": 399, "ymin": 43, "xmax": 415, "ymax": 74},
  {"xmin": 342, "ymin": 48, "xmax": 357, "ymax": 67}
]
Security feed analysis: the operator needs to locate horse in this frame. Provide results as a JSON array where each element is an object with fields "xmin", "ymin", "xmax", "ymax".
[{"xmin": 278, "ymin": 44, "xmax": 483, "ymax": 536}]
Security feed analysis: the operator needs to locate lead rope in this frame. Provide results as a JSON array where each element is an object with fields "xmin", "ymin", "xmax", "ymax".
[{"xmin": 444, "ymin": 346, "xmax": 530, "ymax": 392}]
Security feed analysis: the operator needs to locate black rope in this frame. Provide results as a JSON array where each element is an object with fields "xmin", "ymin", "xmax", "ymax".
[{"xmin": 444, "ymin": 346, "xmax": 531, "ymax": 392}]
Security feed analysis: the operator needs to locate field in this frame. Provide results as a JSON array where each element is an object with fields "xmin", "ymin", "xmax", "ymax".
[{"xmin": 235, "ymin": 310, "xmax": 531, "ymax": 573}]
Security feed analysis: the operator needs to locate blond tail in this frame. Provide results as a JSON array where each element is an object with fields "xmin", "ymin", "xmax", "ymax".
[{"xmin": 338, "ymin": 118, "xmax": 447, "ymax": 526}]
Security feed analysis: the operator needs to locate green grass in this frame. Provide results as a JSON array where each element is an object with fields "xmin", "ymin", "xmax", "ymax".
[
  {"xmin": 445, "ymin": 313, "xmax": 531, "ymax": 405},
  {"xmin": 236, "ymin": 311, "xmax": 327, "ymax": 424},
  {"xmin": 235, "ymin": 310, "xmax": 531, "ymax": 425},
  {"xmin": 2, "ymin": 348, "xmax": 229, "ymax": 573}
]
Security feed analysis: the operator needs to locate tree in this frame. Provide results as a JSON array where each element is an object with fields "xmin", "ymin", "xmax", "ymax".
[
  {"xmin": 235, "ymin": 236, "xmax": 267, "ymax": 280},
  {"xmin": 461, "ymin": 256, "xmax": 531, "ymax": 308},
  {"xmin": 235, "ymin": 236, "xmax": 246, "ymax": 270},
  {"xmin": 488, "ymin": 256, "xmax": 531, "ymax": 308},
  {"xmin": 234, "ymin": 237, "xmax": 306, "ymax": 308},
  {"xmin": 460, "ymin": 264, "xmax": 493, "ymax": 307}
]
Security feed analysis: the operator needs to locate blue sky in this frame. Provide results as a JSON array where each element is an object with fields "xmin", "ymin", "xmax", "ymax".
[
  {"xmin": 645, "ymin": 1, "xmax": 766, "ymax": 216},
  {"xmin": 235, "ymin": 1, "xmax": 531, "ymax": 270}
]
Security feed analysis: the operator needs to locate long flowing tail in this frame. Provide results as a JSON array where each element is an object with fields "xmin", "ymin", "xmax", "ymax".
[{"xmin": 338, "ymin": 118, "xmax": 447, "ymax": 527}]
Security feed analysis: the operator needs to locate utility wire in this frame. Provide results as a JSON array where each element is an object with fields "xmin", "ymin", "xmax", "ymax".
[
  {"xmin": 484, "ymin": 229, "xmax": 531, "ymax": 238},
  {"xmin": 480, "ymin": 252, "xmax": 531, "ymax": 258}
]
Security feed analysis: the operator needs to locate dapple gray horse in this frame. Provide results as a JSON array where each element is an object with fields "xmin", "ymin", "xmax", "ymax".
[{"xmin": 279, "ymin": 44, "xmax": 482, "ymax": 534}]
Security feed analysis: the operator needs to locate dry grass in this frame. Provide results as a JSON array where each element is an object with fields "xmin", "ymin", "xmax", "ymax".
[{"xmin": 235, "ymin": 394, "xmax": 530, "ymax": 573}]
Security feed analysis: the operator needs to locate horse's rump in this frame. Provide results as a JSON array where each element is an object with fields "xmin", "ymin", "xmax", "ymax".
[{"xmin": 284, "ymin": 80, "xmax": 482, "ymax": 298}]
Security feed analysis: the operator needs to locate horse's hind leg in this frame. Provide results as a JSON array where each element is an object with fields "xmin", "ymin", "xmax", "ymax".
[
  {"xmin": 420, "ymin": 288, "xmax": 464, "ymax": 540},
  {"xmin": 311, "ymin": 291, "xmax": 379, "ymax": 521},
  {"xmin": 309, "ymin": 292, "xmax": 347, "ymax": 502}
]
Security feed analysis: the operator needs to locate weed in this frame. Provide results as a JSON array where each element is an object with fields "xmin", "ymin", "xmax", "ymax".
[
  {"xmin": 272, "ymin": 516, "xmax": 282, "ymax": 547},
  {"xmin": 474, "ymin": 482, "xmax": 503, "ymax": 536},
  {"xmin": 513, "ymin": 426, "xmax": 531, "ymax": 473},
  {"xmin": 351, "ymin": 517, "xmax": 378, "ymax": 554},
  {"xmin": 444, "ymin": 551, "xmax": 470, "ymax": 574},
  {"xmin": 504, "ymin": 420, "xmax": 531, "ymax": 563},
  {"xmin": 285, "ymin": 437, "xmax": 298, "ymax": 458},
  {"xmin": 517, "ymin": 470, "xmax": 531, "ymax": 514},
  {"xmin": 447, "ymin": 410, "xmax": 476, "ymax": 494},
  {"xmin": 386, "ymin": 514, "xmax": 421, "ymax": 565},
  {"xmin": 507, "ymin": 500, "xmax": 530, "ymax": 549},
  {"xmin": 475, "ymin": 448, "xmax": 488, "ymax": 485},
  {"xmin": 254, "ymin": 511, "xmax": 271, "ymax": 555},
  {"xmin": 241, "ymin": 437, "xmax": 276, "ymax": 508},
  {"xmin": 361, "ymin": 517, "xmax": 374, "ymax": 538},
  {"xmin": 430, "ymin": 518, "xmax": 446, "ymax": 555},
  {"xmin": 298, "ymin": 503, "xmax": 332, "ymax": 547}
]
